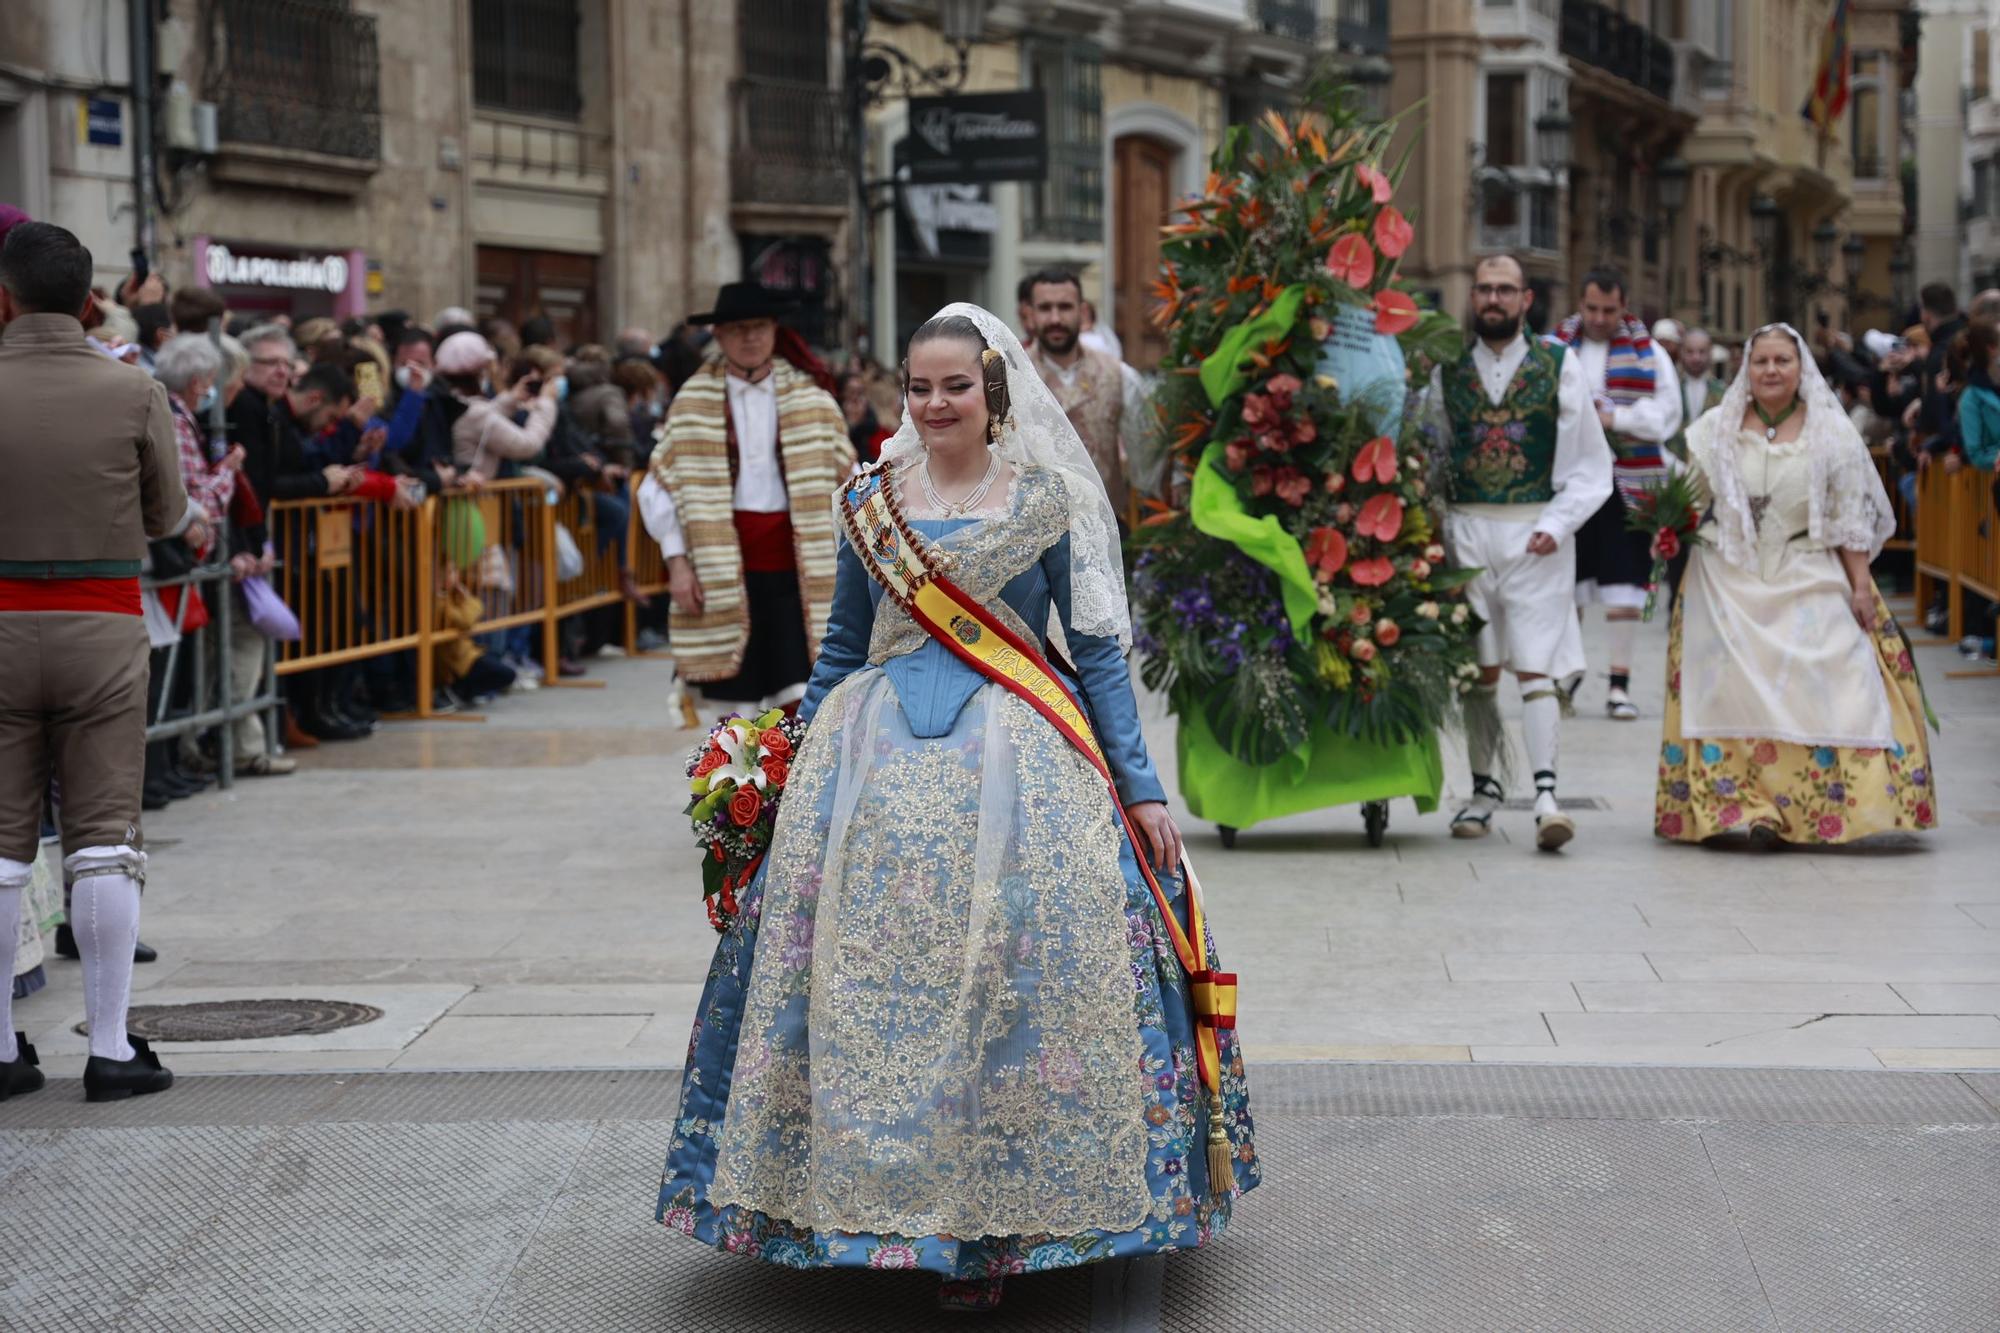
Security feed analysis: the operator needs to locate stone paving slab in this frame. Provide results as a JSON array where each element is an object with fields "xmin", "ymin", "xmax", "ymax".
[
  {"xmin": 10, "ymin": 617, "xmax": 1998, "ymax": 1081},
  {"xmin": 3, "ymin": 1064, "xmax": 1998, "ymax": 1331}
]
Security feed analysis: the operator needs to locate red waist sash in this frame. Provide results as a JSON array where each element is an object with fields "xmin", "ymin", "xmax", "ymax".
[
  {"xmin": 0, "ymin": 577, "xmax": 142, "ymax": 616},
  {"xmin": 733, "ymin": 510, "xmax": 795, "ymax": 573}
]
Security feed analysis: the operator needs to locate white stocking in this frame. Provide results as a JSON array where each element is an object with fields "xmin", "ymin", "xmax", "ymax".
[
  {"xmin": 1605, "ymin": 616, "xmax": 1638, "ymax": 675},
  {"xmin": 0, "ymin": 860, "xmax": 24, "ymax": 1063},
  {"xmin": 67, "ymin": 847, "xmax": 144, "ymax": 1062},
  {"xmin": 1521, "ymin": 687, "xmax": 1561, "ymax": 813}
]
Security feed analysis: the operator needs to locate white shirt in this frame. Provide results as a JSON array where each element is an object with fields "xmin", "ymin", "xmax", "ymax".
[
  {"xmin": 1431, "ymin": 332, "xmax": 1615, "ymax": 544},
  {"xmin": 1080, "ymin": 325, "xmax": 1125, "ymax": 362},
  {"xmin": 1680, "ymin": 371, "xmax": 1713, "ymax": 428},
  {"xmin": 637, "ymin": 370, "xmax": 786, "ymax": 561},
  {"xmin": 1573, "ymin": 337, "xmax": 1683, "ymax": 444}
]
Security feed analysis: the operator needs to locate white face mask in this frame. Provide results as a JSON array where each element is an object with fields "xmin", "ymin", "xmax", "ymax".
[{"xmin": 395, "ymin": 365, "xmax": 414, "ymax": 389}]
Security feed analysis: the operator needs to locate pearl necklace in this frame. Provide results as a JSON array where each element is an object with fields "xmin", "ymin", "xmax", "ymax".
[{"xmin": 919, "ymin": 451, "xmax": 1001, "ymax": 517}]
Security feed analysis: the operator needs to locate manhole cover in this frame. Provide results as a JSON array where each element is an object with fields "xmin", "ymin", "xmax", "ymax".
[{"xmin": 75, "ymin": 999, "xmax": 384, "ymax": 1042}]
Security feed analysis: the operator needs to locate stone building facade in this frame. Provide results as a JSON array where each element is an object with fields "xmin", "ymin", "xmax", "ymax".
[
  {"xmin": 1387, "ymin": 0, "xmax": 1916, "ymax": 342},
  {"xmin": 2, "ymin": 0, "xmax": 838, "ymax": 344}
]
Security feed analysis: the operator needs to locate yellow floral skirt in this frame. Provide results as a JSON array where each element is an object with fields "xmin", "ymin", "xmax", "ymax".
[{"xmin": 1655, "ymin": 588, "xmax": 1938, "ymax": 845}]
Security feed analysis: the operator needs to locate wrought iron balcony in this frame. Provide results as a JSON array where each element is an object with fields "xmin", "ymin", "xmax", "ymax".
[
  {"xmin": 1255, "ymin": 0, "xmax": 1319, "ymax": 44},
  {"xmin": 1560, "ymin": 0, "xmax": 1674, "ymax": 104},
  {"xmin": 207, "ymin": 0, "xmax": 381, "ymax": 163},
  {"xmin": 731, "ymin": 77, "xmax": 849, "ymax": 210},
  {"xmin": 1330, "ymin": 0, "xmax": 1390, "ymax": 55}
]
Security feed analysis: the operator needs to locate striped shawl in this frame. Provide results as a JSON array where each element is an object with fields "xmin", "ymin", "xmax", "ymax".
[
  {"xmin": 1550, "ymin": 311, "xmax": 1664, "ymax": 504},
  {"xmin": 647, "ymin": 360, "xmax": 851, "ymax": 683}
]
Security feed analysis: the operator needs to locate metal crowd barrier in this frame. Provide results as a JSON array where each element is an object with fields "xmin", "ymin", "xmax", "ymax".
[
  {"xmin": 142, "ymin": 558, "xmax": 284, "ymax": 788},
  {"xmin": 1912, "ymin": 464, "xmax": 2000, "ymax": 677},
  {"xmin": 266, "ymin": 473, "xmax": 669, "ymax": 720}
]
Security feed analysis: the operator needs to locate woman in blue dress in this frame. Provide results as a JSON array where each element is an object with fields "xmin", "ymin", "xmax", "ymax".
[{"xmin": 656, "ymin": 304, "xmax": 1258, "ymax": 1309}]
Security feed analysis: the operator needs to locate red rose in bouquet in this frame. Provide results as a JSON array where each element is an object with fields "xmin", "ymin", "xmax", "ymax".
[
  {"xmin": 728, "ymin": 787, "xmax": 764, "ymax": 828},
  {"xmin": 1652, "ymin": 528, "xmax": 1681, "ymax": 561}
]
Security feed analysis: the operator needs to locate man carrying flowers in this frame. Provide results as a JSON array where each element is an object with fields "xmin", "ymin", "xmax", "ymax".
[{"xmin": 1431, "ymin": 254, "xmax": 1613, "ymax": 851}]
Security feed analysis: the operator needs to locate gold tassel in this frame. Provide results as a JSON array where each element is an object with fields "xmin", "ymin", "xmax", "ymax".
[{"xmin": 1205, "ymin": 1089, "xmax": 1234, "ymax": 1199}]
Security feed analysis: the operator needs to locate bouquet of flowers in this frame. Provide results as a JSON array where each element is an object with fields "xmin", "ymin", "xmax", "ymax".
[
  {"xmin": 1133, "ymin": 86, "xmax": 1484, "ymax": 760},
  {"xmin": 685, "ymin": 708, "xmax": 804, "ymax": 932},
  {"xmin": 1622, "ymin": 473, "xmax": 1707, "ymax": 621}
]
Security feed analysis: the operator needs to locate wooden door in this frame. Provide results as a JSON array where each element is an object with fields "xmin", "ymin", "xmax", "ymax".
[
  {"xmin": 1114, "ymin": 136, "xmax": 1177, "ymax": 370},
  {"xmin": 475, "ymin": 246, "xmax": 599, "ymax": 347}
]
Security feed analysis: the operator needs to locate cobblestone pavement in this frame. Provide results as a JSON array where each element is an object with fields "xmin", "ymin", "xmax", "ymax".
[
  {"xmin": 2, "ymin": 1063, "xmax": 1996, "ymax": 1330},
  {"xmin": 12, "ymin": 606, "xmax": 1998, "ymax": 1078}
]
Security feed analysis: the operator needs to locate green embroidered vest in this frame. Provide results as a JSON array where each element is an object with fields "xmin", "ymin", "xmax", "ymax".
[{"xmin": 1440, "ymin": 340, "xmax": 1562, "ymax": 506}]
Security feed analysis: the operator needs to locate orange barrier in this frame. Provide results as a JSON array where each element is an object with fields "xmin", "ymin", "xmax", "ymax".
[
  {"xmin": 269, "ymin": 473, "xmax": 673, "ymax": 718},
  {"xmin": 1911, "ymin": 464, "xmax": 2000, "ymax": 659},
  {"xmin": 270, "ymin": 494, "xmax": 430, "ymax": 675}
]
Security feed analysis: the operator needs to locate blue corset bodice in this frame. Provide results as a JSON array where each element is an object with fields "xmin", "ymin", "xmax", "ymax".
[{"xmin": 798, "ymin": 518, "xmax": 1165, "ymax": 807}]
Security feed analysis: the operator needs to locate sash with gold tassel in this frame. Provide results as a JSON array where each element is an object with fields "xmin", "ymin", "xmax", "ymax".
[{"xmin": 840, "ymin": 467, "xmax": 1240, "ymax": 1197}]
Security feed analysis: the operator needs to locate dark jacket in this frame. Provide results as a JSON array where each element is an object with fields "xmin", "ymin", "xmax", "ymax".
[
  {"xmin": 565, "ymin": 360, "xmax": 635, "ymax": 466},
  {"xmin": 1919, "ymin": 313, "xmax": 1966, "ymax": 453}
]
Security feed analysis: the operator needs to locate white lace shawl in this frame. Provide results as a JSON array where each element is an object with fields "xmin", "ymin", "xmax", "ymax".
[
  {"xmin": 877, "ymin": 302, "xmax": 1131, "ymax": 647},
  {"xmin": 1685, "ymin": 322, "xmax": 1896, "ymax": 572}
]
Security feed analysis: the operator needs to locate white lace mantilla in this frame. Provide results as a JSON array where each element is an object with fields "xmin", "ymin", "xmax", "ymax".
[
  {"xmin": 877, "ymin": 302, "xmax": 1132, "ymax": 647},
  {"xmin": 1685, "ymin": 322, "xmax": 1896, "ymax": 574}
]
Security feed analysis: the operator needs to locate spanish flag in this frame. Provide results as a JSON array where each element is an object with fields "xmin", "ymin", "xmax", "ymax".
[{"xmin": 1802, "ymin": 0, "xmax": 1852, "ymax": 133}]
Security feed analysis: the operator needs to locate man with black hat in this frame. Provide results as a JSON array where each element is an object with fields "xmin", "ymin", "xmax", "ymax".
[{"xmin": 638, "ymin": 283, "xmax": 852, "ymax": 714}]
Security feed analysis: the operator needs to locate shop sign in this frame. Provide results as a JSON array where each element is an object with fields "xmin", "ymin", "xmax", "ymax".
[
  {"xmin": 205, "ymin": 243, "xmax": 351, "ymax": 294},
  {"xmin": 81, "ymin": 97, "xmax": 123, "ymax": 147},
  {"xmin": 905, "ymin": 91, "xmax": 1047, "ymax": 185},
  {"xmin": 902, "ymin": 183, "xmax": 999, "ymax": 260}
]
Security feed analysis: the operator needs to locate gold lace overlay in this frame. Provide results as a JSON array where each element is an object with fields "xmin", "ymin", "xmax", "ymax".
[
  {"xmin": 708, "ymin": 640, "xmax": 1154, "ymax": 1237},
  {"xmin": 864, "ymin": 466, "xmax": 1069, "ymax": 667}
]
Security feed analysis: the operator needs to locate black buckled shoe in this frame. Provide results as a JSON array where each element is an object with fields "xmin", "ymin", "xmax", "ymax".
[
  {"xmin": 83, "ymin": 1034, "xmax": 173, "ymax": 1103},
  {"xmin": 1, "ymin": 1034, "xmax": 45, "ymax": 1100},
  {"xmin": 52, "ymin": 924, "xmax": 157, "ymax": 964}
]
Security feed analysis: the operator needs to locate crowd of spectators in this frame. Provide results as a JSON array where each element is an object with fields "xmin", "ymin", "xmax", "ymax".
[{"xmin": 41, "ymin": 250, "xmax": 706, "ymax": 808}]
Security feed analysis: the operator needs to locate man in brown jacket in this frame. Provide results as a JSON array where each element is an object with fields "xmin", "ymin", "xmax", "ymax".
[{"xmin": 0, "ymin": 222, "xmax": 195, "ymax": 1103}]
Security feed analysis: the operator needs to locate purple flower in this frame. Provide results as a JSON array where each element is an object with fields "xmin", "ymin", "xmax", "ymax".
[
  {"xmin": 1775, "ymin": 795, "xmax": 1791, "ymax": 807},
  {"xmin": 1826, "ymin": 782, "xmax": 1845, "ymax": 802},
  {"xmin": 1885, "ymin": 785, "xmax": 1897, "ymax": 798},
  {"xmin": 1714, "ymin": 778, "xmax": 1737, "ymax": 797},
  {"xmin": 1669, "ymin": 782, "xmax": 1690, "ymax": 801},
  {"xmin": 1912, "ymin": 769, "xmax": 1927, "ymax": 787}
]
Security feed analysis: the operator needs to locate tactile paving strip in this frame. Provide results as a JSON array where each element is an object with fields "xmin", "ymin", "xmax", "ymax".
[
  {"xmin": 3, "ymin": 1064, "xmax": 1998, "ymax": 1331},
  {"xmin": 1161, "ymin": 1113, "xmax": 1773, "ymax": 1332}
]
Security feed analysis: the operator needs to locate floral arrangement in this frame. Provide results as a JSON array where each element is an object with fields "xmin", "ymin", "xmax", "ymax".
[
  {"xmin": 1132, "ymin": 89, "xmax": 1484, "ymax": 760},
  {"xmin": 1622, "ymin": 472, "xmax": 1707, "ymax": 621},
  {"xmin": 685, "ymin": 708, "xmax": 804, "ymax": 932}
]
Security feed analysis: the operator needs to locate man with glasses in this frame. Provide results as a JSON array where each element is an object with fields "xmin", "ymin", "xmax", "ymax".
[{"xmin": 1430, "ymin": 254, "xmax": 1613, "ymax": 852}]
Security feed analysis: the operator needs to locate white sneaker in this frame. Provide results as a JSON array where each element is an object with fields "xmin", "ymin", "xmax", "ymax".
[
  {"xmin": 1533, "ymin": 790, "xmax": 1575, "ymax": 851},
  {"xmin": 1451, "ymin": 778, "xmax": 1503, "ymax": 839},
  {"xmin": 1606, "ymin": 687, "xmax": 1638, "ymax": 721}
]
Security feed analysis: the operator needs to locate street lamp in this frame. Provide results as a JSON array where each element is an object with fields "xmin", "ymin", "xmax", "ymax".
[
  {"xmin": 1889, "ymin": 249, "xmax": 1912, "ymax": 312},
  {"xmin": 1811, "ymin": 219, "xmax": 1839, "ymax": 274},
  {"xmin": 935, "ymin": 0, "xmax": 989, "ymax": 44},
  {"xmin": 1655, "ymin": 156, "xmax": 1689, "ymax": 214},
  {"xmin": 1841, "ymin": 232, "xmax": 1867, "ymax": 274},
  {"xmin": 1749, "ymin": 194, "xmax": 1781, "ymax": 256},
  {"xmin": 856, "ymin": 0, "xmax": 991, "ymax": 103},
  {"xmin": 1535, "ymin": 102, "xmax": 1572, "ymax": 170},
  {"xmin": 1656, "ymin": 157, "xmax": 1688, "ymax": 310}
]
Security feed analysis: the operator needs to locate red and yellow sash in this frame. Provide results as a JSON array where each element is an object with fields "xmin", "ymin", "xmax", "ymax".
[{"xmin": 840, "ymin": 467, "xmax": 1237, "ymax": 1099}]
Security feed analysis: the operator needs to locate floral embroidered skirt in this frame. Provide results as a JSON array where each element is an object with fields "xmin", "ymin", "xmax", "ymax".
[
  {"xmin": 1655, "ymin": 587, "xmax": 1937, "ymax": 844},
  {"xmin": 657, "ymin": 668, "xmax": 1260, "ymax": 1277}
]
